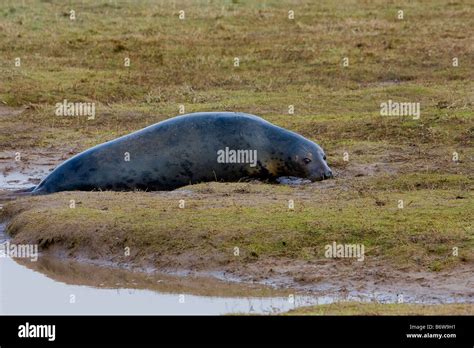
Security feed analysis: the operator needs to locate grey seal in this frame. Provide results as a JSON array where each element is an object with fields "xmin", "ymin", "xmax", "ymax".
[{"xmin": 32, "ymin": 112, "xmax": 333, "ymax": 194}]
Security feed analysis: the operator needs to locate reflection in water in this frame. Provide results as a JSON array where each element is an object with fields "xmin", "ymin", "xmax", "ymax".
[
  {"xmin": 1, "ymin": 257, "xmax": 326, "ymax": 315},
  {"xmin": 0, "ymin": 224, "xmax": 330, "ymax": 315}
]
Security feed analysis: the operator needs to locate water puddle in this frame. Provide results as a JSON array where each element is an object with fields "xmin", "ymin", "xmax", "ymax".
[
  {"xmin": 0, "ymin": 171, "xmax": 36, "ymax": 191},
  {"xmin": 0, "ymin": 224, "xmax": 343, "ymax": 315},
  {"xmin": 0, "ymin": 152, "xmax": 56, "ymax": 191}
]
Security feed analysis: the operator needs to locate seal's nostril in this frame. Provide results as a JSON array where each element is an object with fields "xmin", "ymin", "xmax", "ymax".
[{"xmin": 323, "ymin": 171, "xmax": 333, "ymax": 180}]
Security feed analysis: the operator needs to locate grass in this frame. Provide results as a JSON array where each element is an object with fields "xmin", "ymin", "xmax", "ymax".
[
  {"xmin": 0, "ymin": 0, "xmax": 473, "ymax": 313},
  {"xmin": 0, "ymin": 0, "xmax": 472, "ymax": 151},
  {"xmin": 285, "ymin": 302, "xmax": 474, "ymax": 315}
]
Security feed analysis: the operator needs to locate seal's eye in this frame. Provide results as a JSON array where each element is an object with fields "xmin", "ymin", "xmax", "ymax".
[
  {"xmin": 323, "ymin": 155, "xmax": 327, "ymax": 161},
  {"xmin": 303, "ymin": 158, "xmax": 311, "ymax": 164}
]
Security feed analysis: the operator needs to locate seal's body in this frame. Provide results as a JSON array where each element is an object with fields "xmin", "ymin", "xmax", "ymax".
[{"xmin": 32, "ymin": 112, "xmax": 332, "ymax": 194}]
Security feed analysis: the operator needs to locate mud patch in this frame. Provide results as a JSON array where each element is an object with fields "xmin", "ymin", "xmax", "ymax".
[
  {"xmin": 0, "ymin": 105, "xmax": 26, "ymax": 118},
  {"xmin": 0, "ymin": 150, "xmax": 61, "ymax": 190},
  {"xmin": 227, "ymin": 258, "xmax": 474, "ymax": 305}
]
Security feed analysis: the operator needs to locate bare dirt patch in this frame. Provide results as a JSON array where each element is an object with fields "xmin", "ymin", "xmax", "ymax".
[
  {"xmin": 225, "ymin": 258, "xmax": 474, "ymax": 304},
  {"xmin": 0, "ymin": 105, "xmax": 26, "ymax": 118}
]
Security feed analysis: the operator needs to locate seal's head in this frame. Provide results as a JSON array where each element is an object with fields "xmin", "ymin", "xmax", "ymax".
[{"xmin": 288, "ymin": 139, "xmax": 333, "ymax": 181}]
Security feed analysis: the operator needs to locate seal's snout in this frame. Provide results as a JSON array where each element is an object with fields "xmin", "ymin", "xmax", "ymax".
[
  {"xmin": 324, "ymin": 169, "xmax": 333, "ymax": 180},
  {"xmin": 309, "ymin": 168, "xmax": 333, "ymax": 182}
]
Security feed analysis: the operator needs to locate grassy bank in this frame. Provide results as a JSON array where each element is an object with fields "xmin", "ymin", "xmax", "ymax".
[{"xmin": 2, "ymin": 178, "xmax": 472, "ymax": 272}]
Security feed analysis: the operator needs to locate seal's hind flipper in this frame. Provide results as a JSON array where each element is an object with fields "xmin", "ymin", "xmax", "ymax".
[
  {"xmin": 15, "ymin": 186, "xmax": 36, "ymax": 193},
  {"xmin": 0, "ymin": 187, "xmax": 40, "ymax": 204}
]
